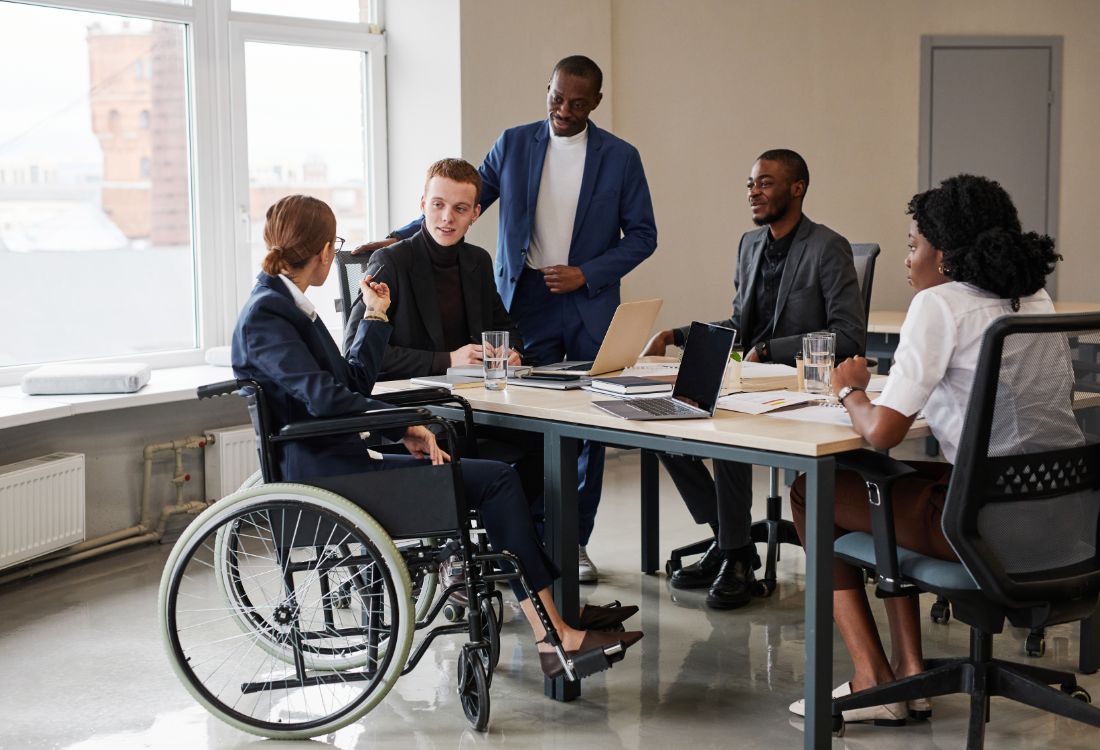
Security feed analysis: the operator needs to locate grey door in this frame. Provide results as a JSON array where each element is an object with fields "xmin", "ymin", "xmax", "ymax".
[{"xmin": 920, "ymin": 36, "xmax": 1062, "ymax": 291}]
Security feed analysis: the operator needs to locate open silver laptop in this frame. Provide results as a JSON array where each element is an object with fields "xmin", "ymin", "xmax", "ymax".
[
  {"xmin": 530, "ymin": 298, "xmax": 663, "ymax": 377},
  {"xmin": 592, "ymin": 322, "xmax": 735, "ymax": 420}
]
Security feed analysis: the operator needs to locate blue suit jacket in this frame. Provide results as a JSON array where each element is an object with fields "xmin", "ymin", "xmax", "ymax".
[
  {"xmin": 231, "ymin": 272, "xmax": 398, "ymax": 480},
  {"xmin": 397, "ymin": 119, "xmax": 657, "ymax": 342}
]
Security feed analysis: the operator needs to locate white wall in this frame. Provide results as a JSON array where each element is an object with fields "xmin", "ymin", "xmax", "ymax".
[
  {"xmin": 611, "ymin": 0, "xmax": 1100, "ymax": 331},
  {"xmin": 390, "ymin": 0, "xmax": 1100, "ymax": 335}
]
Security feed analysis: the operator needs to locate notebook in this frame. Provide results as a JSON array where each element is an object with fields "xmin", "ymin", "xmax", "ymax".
[
  {"xmin": 591, "ymin": 322, "xmax": 735, "ymax": 420},
  {"xmin": 530, "ymin": 298, "xmax": 663, "ymax": 377}
]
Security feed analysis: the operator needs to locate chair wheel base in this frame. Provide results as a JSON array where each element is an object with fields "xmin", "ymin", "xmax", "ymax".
[{"xmin": 1025, "ymin": 632, "xmax": 1046, "ymax": 658}]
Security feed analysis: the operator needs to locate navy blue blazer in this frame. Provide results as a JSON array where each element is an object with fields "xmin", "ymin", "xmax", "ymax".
[
  {"xmin": 231, "ymin": 272, "xmax": 398, "ymax": 480},
  {"xmin": 396, "ymin": 119, "xmax": 657, "ymax": 343}
]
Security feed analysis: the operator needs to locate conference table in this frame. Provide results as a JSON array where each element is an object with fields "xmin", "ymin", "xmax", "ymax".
[{"xmin": 379, "ymin": 371, "xmax": 916, "ymax": 749}]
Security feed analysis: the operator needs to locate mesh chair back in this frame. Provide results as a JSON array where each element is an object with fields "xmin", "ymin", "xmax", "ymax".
[
  {"xmin": 334, "ymin": 249, "xmax": 376, "ymax": 324},
  {"xmin": 943, "ymin": 312, "xmax": 1100, "ymax": 609},
  {"xmin": 851, "ymin": 243, "xmax": 880, "ymax": 319}
]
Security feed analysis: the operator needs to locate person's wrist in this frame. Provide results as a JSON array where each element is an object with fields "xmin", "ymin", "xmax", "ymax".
[
  {"xmin": 754, "ymin": 341, "xmax": 770, "ymax": 362},
  {"xmin": 837, "ymin": 385, "xmax": 865, "ymax": 406}
]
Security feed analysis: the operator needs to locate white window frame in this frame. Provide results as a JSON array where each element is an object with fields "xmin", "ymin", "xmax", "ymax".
[{"xmin": 0, "ymin": 0, "xmax": 387, "ymax": 386}]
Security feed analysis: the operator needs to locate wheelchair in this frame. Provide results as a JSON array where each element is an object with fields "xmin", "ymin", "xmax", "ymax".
[{"xmin": 158, "ymin": 380, "xmax": 617, "ymax": 739}]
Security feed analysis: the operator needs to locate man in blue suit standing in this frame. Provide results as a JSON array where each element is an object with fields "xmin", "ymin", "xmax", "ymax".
[{"xmin": 364, "ymin": 55, "xmax": 658, "ymax": 582}]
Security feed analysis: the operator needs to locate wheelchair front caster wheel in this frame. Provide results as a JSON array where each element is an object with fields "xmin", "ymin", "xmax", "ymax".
[
  {"xmin": 753, "ymin": 580, "xmax": 776, "ymax": 598},
  {"xmin": 831, "ymin": 715, "xmax": 845, "ymax": 737},
  {"xmin": 1025, "ymin": 632, "xmax": 1046, "ymax": 658},
  {"xmin": 457, "ymin": 649, "xmax": 490, "ymax": 731},
  {"xmin": 331, "ymin": 578, "xmax": 353, "ymax": 609},
  {"xmin": 930, "ymin": 600, "xmax": 951, "ymax": 624},
  {"xmin": 478, "ymin": 599, "xmax": 501, "ymax": 674},
  {"xmin": 444, "ymin": 602, "xmax": 466, "ymax": 623},
  {"xmin": 664, "ymin": 560, "xmax": 674, "ymax": 577}
]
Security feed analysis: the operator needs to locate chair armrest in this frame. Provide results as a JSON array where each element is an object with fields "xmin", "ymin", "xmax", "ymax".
[
  {"xmin": 836, "ymin": 449, "xmax": 920, "ymax": 596},
  {"xmin": 272, "ymin": 407, "xmax": 433, "ymax": 442}
]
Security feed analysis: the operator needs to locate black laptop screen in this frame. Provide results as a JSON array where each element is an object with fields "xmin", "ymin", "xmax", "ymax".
[{"xmin": 672, "ymin": 322, "xmax": 736, "ymax": 414}]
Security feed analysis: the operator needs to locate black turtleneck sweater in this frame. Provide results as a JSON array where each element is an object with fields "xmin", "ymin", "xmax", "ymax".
[{"xmin": 422, "ymin": 229, "xmax": 469, "ymax": 372}]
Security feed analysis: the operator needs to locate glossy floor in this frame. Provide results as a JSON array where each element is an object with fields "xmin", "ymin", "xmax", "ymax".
[{"xmin": 1, "ymin": 443, "xmax": 1098, "ymax": 749}]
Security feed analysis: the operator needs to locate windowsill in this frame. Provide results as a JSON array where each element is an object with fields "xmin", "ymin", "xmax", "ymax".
[{"xmin": 0, "ymin": 364, "xmax": 235, "ymax": 430}]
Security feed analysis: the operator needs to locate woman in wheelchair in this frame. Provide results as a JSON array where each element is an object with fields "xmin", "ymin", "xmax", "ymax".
[
  {"xmin": 231, "ymin": 195, "xmax": 642, "ymax": 680},
  {"xmin": 786, "ymin": 175, "xmax": 1068, "ymax": 724}
]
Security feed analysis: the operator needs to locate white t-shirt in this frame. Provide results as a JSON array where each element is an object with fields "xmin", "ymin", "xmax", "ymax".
[
  {"xmin": 875, "ymin": 282, "xmax": 1063, "ymax": 463},
  {"xmin": 527, "ymin": 125, "xmax": 588, "ymax": 270}
]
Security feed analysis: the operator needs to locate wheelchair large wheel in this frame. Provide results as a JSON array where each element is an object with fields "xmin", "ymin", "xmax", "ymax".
[
  {"xmin": 211, "ymin": 519, "xmax": 434, "ymax": 670},
  {"xmin": 159, "ymin": 484, "xmax": 414, "ymax": 739}
]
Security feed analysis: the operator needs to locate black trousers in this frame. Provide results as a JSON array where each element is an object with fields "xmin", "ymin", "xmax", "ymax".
[{"xmin": 660, "ymin": 455, "xmax": 754, "ymax": 550}]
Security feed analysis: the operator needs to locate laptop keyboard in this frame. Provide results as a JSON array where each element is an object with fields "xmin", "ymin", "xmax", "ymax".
[
  {"xmin": 559, "ymin": 361, "xmax": 594, "ymax": 371},
  {"xmin": 629, "ymin": 398, "xmax": 699, "ymax": 417}
]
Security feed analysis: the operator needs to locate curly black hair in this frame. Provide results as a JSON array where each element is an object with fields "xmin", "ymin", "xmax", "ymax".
[{"xmin": 907, "ymin": 174, "xmax": 1061, "ymax": 306}]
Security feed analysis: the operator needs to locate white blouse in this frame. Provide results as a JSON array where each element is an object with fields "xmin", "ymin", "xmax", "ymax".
[{"xmin": 874, "ymin": 282, "xmax": 1057, "ymax": 464}]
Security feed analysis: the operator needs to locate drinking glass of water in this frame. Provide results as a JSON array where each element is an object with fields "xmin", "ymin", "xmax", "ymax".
[
  {"xmin": 801, "ymin": 331, "xmax": 836, "ymax": 395},
  {"xmin": 482, "ymin": 330, "xmax": 509, "ymax": 391}
]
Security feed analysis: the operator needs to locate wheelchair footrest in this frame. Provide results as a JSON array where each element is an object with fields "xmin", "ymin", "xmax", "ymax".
[{"xmin": 570, "ymin": 642, "xmax": 626, "ymax": 680}]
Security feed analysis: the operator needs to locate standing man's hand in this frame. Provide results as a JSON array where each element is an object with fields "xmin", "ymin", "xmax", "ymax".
[
  {"xmin": 352, "ymin": 237, "xmax": 398, "ymax": 256},
  {"xmin": 642, "ymin": 330, "xmax": 675, "ymax": 357},
  {"xmin": 541, "ymin": 265, "xmax": 586, "ymax": 294}
]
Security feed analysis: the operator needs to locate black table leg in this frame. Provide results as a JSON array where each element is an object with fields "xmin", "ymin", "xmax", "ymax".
[
  {"xmin": 640, "ymin": 450, "xmax": 660, "ymax": 574},
  {"xmin": 803, "ymin": 457, "xmax": 836, "ymax": 749},
  {"xmin": 543, "ymin": 429, "xmax": 580, "ymax": 701}
]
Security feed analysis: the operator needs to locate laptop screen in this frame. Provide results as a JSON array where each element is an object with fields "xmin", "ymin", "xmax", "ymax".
[{"xmin": 673, "ymin": 322, "xmax": 736, "ymax": 414}]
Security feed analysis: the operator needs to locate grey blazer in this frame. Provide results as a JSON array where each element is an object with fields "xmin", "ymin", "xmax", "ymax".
[{"xmin": 676, "ymin": 215, "xmax": 865, "ymax": 365}]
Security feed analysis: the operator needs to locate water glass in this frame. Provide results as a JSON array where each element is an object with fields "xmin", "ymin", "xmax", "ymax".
[
  {"xmin": 801, "ymin": 331, "xmax": 836, "ymax": 395},
  {"xmin": 482, "ymin": 330, "xmax": 509, "ymax": 391}
]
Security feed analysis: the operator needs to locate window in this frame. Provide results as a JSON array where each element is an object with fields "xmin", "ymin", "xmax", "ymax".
[
  {"xmin": 0, "ymin": 4, "xmax": 195, "ymax": 368},
  {"xmin": 0, "ymin": 0, "xmax": 387, "ymax": 381}
]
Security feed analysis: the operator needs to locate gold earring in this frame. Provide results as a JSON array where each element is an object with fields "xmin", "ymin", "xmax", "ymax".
[{"xmin": 937, "ymin": 264, "xmax": 945, "ymax": 275}]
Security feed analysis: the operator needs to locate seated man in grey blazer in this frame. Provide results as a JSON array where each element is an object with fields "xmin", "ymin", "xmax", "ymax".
[{"xmin": 643, "ymin": 149, "xmax": 865, "ymax": 610}]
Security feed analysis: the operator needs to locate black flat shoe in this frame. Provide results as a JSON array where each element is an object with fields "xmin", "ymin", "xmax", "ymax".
[
  {"xmin": 706, "ymin": 555, "xmax": 756, "ymax": 610},
  {"xmin": 539, "ymin": 629, "xmax": 644, "ymax": 679},
  {"xmin": 670, "ymin": 541, "xmax": 723, "ymax": 589},
  {"xmin": 577, "ymin": 601, "xmax": 639, "ymax": 630}
]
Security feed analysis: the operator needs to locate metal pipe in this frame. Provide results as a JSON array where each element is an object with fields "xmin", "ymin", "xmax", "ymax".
[{"xmin": 0, "ymin": 532, "xmax": 159, "ymax": 587}]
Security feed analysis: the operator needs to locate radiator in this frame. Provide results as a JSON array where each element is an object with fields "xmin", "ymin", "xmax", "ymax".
[
  {"xmin": 0, "ymin": 453, "xmax": 85, "ymax": 571},
  {"xmin": 204, "ymin": 426, "xmax": 260, "ymax": 500}
]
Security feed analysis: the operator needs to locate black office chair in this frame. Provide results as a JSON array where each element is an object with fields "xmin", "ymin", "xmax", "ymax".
[
  {"xmin": 829, "ymin": 312, "xmax": 1100, "ymax": 746},
  {"xmin": 666, "ymin": 243, "xmax": 881, "ymax": 596},
  {"xmin": 334, "ymin": 248, "xmax": 376, "ymax": 319}
]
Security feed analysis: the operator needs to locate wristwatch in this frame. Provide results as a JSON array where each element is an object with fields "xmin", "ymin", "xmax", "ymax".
[
  {"xmin": 753, "ymin": 341, "xmax": 770, "ymax": 362},
  {"xmin": 837, "ymin": 385, "xmax": 865, "ymax": 406}
]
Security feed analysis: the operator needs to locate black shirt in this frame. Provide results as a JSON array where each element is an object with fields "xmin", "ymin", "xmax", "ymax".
[
  {"xmin": 421, "ymin": 229, "xmax": 468, "ymax": 371},
  {"xmin": 747, "ymin": 218, "xmax": 801, "ymax": 352}
]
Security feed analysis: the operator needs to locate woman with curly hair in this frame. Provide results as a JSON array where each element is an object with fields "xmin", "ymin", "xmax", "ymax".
[{"xmin": 787, "ymin": 174, "xmax": 1064, "ymax": 725}]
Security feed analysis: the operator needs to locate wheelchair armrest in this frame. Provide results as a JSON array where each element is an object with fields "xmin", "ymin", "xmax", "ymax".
[
  {"xmin": 272, "ymin": 407, "xmax": 434, "ymax": 442},
  {"xmin": 197, "ymin": 380, "xmax": 248, "ymax": 400},
  {"xmin": 378, "ymin": 387, "xmax": 452, "ymax": 405},
  {"xmin": 378, "ymin": 388, "xmax": 476, "ymax": 437},
  {"xmin": 836, "ymin": 449, "xmax": 919, "ymax": 596}
]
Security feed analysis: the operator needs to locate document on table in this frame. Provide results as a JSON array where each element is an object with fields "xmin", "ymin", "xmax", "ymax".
[
  {"xmin": 768, "ymin": 404, "xmax": 854, "ymax": 426},
  {"xmin": 716, "ymin": 389, "xmax": 820, "ymax": 415},
  {"xmin": 741, "ymin": 361, "xmax": 797, "ymax": 378}
]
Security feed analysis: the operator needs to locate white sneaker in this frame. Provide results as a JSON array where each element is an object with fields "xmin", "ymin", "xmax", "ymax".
[
  {"xmin": 788, "ymin": 682, "xmax": 906, "ymax": 726},
  {"xmin": 578, "ymin": 545, "xmax": 598, "ymax": 583}
]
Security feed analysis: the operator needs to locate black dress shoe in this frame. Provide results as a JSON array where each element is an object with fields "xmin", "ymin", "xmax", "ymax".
[
  {"xmin": 706, "ymin": 554, "xmax": 757, "ymax": 610},
  {"xmin": 670, "ymin": 541, "xmax": 724, "ymax": 589}
]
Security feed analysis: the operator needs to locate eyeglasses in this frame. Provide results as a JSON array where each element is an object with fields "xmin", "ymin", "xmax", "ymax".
[{"xmin": 333, "ymin": 236, "xmax": 345, "ymax": 251}]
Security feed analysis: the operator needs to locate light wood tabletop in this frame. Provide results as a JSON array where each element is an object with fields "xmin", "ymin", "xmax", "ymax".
[
  {"xmin": 869, "ymin": 302, "xmax": 1100, "ymax": 335},
  {"xmin": 377, "ymin": 375, "xmax": 930, "ymax": 457}
]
